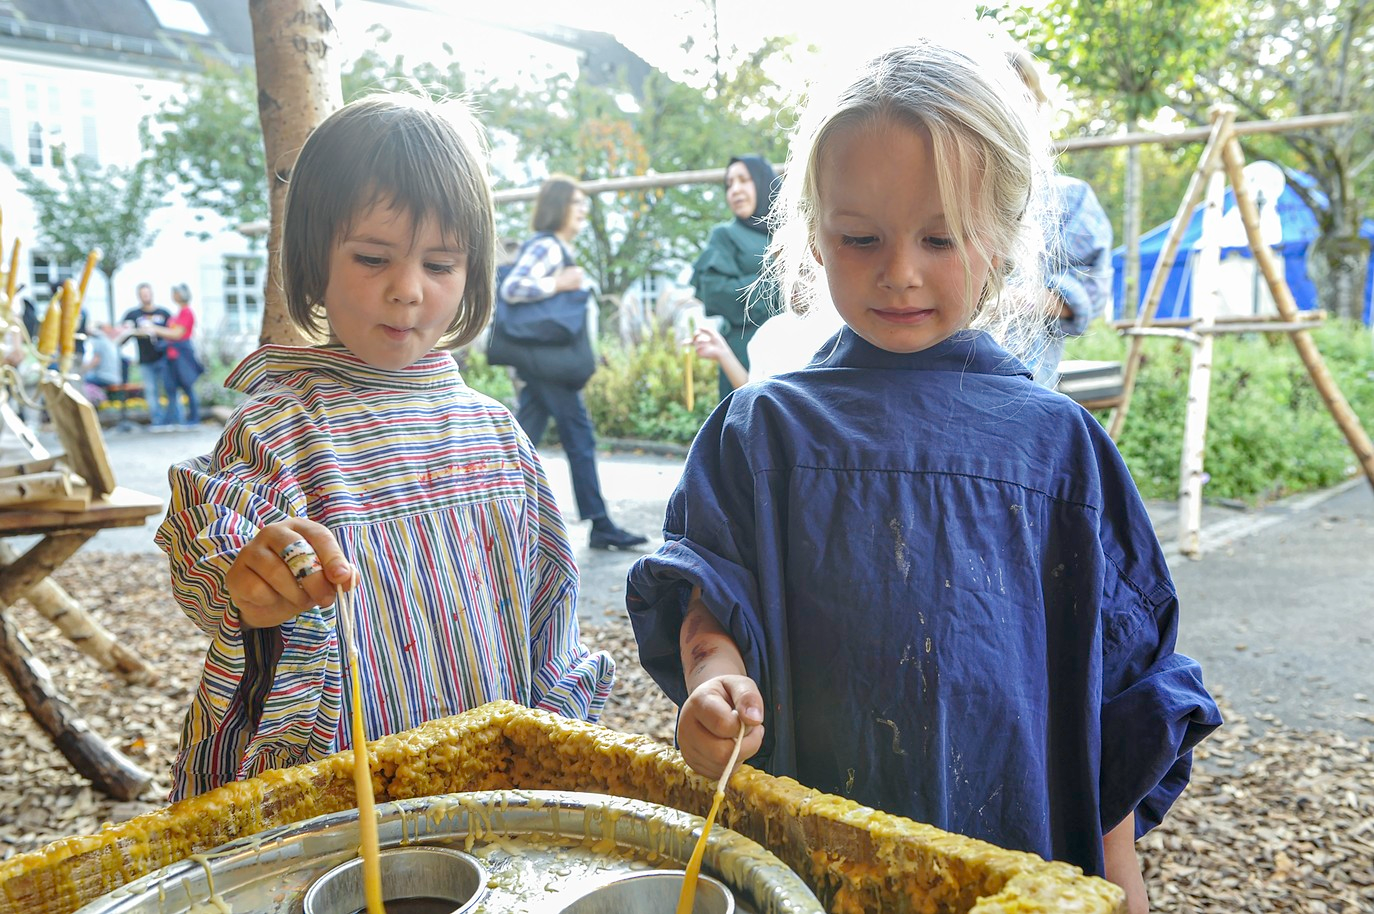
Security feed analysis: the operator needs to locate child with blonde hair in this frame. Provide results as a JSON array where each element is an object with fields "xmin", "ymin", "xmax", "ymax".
[
  {"xmin": 157, "ymin": 94, "xmax": 613, "ymax": 800},
  {"xmin": 628, "ymin": 36, "xmax": 1216, "ymax": 912}
]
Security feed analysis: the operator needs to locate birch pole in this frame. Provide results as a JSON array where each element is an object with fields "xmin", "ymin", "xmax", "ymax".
[
  {"xmin": 248, "ymin": 0, "xmax": 343, "ymax": 346},
  {"xmin": 1108, "ymin": 106, "xmax": 1236, "ymax": 441},
  {"xmin": 1176, "ymin": 168, "xmax": 1225, "ymax": 559}
]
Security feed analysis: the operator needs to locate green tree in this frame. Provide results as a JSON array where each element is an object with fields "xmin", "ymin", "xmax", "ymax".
[
  {"xmin": 1012, "ymin": 0, "xmax": 1232, "ymax": 316},
  {"xmin": 5, "ymin": 153, "xmax": 166, "ymax": 322},
  {"xmin": 145, "ymin": 55, "xmax": 265, "ymax": 240},
  {"xmin": 479, "ymin": 40, "xmax": 795, "ymax": 300},
  {"xmin": 342, "ymin": 27, "xmax": 467, "ymax": 101},
  {"xmin": 1181, "ymin": 0, "xmax": 1373, "ymax": 320}
]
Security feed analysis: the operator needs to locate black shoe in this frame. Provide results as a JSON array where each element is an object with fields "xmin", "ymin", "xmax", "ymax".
[{"xmin": 589, "ymin": 524, "xmax": 648, "ymax": 550}]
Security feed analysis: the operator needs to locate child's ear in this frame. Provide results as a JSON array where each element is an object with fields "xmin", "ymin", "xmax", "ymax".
[{"xmin": 810, "ymin": 240, "xmax": 824, "ymax": 266}]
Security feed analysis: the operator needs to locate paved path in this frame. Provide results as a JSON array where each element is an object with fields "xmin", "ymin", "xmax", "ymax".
[{"xmin": 72, "ymin": 423, "xmax": 1374, "ymax": 738}]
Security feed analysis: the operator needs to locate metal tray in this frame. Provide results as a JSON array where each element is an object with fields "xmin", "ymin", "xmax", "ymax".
[{"xmin": 76, "ymin": 790, "xmax": 824, "ymax": 914}]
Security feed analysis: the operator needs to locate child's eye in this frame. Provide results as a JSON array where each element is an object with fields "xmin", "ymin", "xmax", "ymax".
[
  {"xmin": 926, "ymin": 236, "xmax": 955, "ymax": 250},
  {"xmin": 354, "ymin": 254, "xmax": 386, "ymax": 267},
  {"xmin": 425, "ymin": 262, "xmax": 458, "ymax": 275},
  {"xmin": 840, "ymin": 235, "xmax": 878, "ymax": 248}
]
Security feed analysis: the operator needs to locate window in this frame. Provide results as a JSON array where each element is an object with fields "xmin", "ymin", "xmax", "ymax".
[
  {"xmin": 223, "ymin": 255, "xmax": 263, "ymax": 334},
  {"xmin": 30, "ymin": 253, "xmax": 83, "ymax": 298},
  {"xmin": 146, "ymin": 0, "xmax": 212, "ymax": 35},
  {"xmin": 80, "ymin": 87, "xmax": 98, "ymax": 162},
  {"xmin": 22, "ymin": 81, "xmax": 64, "ymax": 167},
  {"xmin": 27, "ymin": 121, "xmax": 42, "ymax": 166}
]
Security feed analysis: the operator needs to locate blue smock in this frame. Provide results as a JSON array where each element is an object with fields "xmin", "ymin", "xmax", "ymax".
[{"xmin": 627, "ymin": 328, "xmax": 1220, "ymax": 877}]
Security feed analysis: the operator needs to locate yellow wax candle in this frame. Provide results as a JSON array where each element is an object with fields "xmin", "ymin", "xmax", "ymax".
[
  {"xmin": 77, "ymin": 248, "xmax": 101, "ymax": 302},
  {"xmin": 685, "ymin": 347, "xmax": 694, "ymax": 413},
  {"xmin": 349, "ymin": 658, "xmax": 385, "ymax": 914},
  {"xmin": 59, "ymin": 280, "xmax": 81, "ymax": 361},
  {"xmin": 676, "ymin": 721, "xmax": 746, "ymax": 914},
  {"xmin": 339, "ymin": 581, "xmax": 384, "ymax": 914},
  {"xmin": 5, "ymin": 238, "xmax": 19, "ymax": 305},
  {"xmin": 37, "ymin": 291, "xmax": 62, "ymax": 356}
]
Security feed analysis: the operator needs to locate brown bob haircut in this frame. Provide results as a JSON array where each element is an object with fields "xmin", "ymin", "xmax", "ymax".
[
  {"xmin": 282, "ymin": 93, "xmax": 497, "ymax": 349},
  {"xmin": 530, "ymin": 174, "xmax": 582, "ymax": 234}
]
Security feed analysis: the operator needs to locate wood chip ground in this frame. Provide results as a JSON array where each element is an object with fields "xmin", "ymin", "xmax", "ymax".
[{"xmin": 0, "ymin": 552, "xmax": 1369, "ymax": 913}]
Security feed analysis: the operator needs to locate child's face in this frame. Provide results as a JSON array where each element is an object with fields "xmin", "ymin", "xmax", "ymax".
[
  {"xmin": 811, "ymin": 118, "xmax": 993, "ymax": 354},
  {"xmin": 323, "ymin": 203, "xmax": 467, "ymax": 370}
]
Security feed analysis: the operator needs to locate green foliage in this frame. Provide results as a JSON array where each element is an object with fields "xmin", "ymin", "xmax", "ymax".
[
  {"xmin": 1178, "ymin": 0, "xmax": 1374, "ymax": 320},
  {"xmin": 459, "ymin": 326, "xmax": 715, "ymax": 446},
  {"xmin": 479, "ymin": 54, "xmax": 795, "ymax": 297},
  {"xmin": 4, "ymin": 151, "xmax": 166, "ymax": 319},
  {"xmin": 1065, "ymin": 321, "xmax": 1374, "ymax": 502},
  {"xmin": 144, "ymin": 56, "xmax": 265, "ymax": 237},
  {"xmin": 452, "ymin": 344, "xmax": 516, "ymax": 408},
  {"xmin": 583, "ymin": 324, "xmax": 717, "ymax": 443},
  {"xmin": 342, "ymin": 27, "xmax": 467, "ymax": 101},
  {"xmin": 1010, "ymin": 0, "xmax": 1233, "ymax": 124},
  {"xmin": 1055, "ymin": 143, "xmax": 1195, "ymax": 252}
]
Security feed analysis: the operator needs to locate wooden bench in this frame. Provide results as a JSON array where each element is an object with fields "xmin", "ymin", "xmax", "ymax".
[
  {"xmin": 97, "ymin": 382, "xmax": 146, "ymax": 429},
  {"xmin": 1057, "ymin": 359, "xmax": 1125, "ymax": 411}
]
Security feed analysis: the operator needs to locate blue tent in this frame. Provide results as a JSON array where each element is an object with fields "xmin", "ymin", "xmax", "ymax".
[{"xmin": 1112, "ymin": 172, "xmax": 1374, "ymax": 325}]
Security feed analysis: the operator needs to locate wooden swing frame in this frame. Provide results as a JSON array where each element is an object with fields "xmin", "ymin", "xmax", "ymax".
[{"xmin": 1106, "ymin": 105, "xmax": 1374, "ymax": 558}]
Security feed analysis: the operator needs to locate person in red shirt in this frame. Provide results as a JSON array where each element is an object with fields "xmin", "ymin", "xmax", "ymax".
[{"xmin": 147, "ymin": 282, "xmax": 204, "ymax": 428}]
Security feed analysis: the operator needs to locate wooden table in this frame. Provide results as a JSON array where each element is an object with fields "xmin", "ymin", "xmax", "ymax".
[{"xmin": 0, "ymin": 487, "xmax": 164, "ymax": 800}]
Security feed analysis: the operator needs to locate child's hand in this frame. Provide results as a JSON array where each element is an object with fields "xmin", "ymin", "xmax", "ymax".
[
  {"xmin": 689, "ymin": 325, "xmax": 730, "ymax": 364},
  {"xmin": 225, "ymin": 520, "xmax": 356, "ymax": 630},
  {"xmin": 677, "ymin": 674, "xmax": 765, "ymax": 780}
]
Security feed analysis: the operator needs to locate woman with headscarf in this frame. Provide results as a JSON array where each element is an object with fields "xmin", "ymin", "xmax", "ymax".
[{"xmin": 691, "ymin": 155, "xmax": 781, "ymax": 399}]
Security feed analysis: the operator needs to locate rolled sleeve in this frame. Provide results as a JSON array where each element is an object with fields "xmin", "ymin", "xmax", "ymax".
[
  {"xmin": 1097, "ymin": 570, "xmax": 1222, "ymax": 837},
  {"xmin": 1047, "ymin": 178, "xmax": 1114, "ymax": 337}
]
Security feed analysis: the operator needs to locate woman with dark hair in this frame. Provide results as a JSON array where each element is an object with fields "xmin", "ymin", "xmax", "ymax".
[
  {"xmin": 500, "ymin": 175, "xmax": 647, "ymax": 551},
  {"xmin": 691, "ymin": 155, "xmax": 782, "ymax": 399}
]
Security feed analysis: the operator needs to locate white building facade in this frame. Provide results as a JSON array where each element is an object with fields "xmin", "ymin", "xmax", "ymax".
[{"xmin": 0, "ymin": 0, "xmax": 263, "ymax": 358}]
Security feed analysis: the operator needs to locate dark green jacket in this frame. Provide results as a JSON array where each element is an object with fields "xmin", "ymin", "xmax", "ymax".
[{"xmin": 691, "ymin": 219, "xmax": 776, "ymax": 368}]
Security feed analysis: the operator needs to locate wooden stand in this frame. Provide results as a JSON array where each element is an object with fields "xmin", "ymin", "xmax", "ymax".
[
  {"xmin": 0, "ymin": 488, "xmax": 164, "ymax": 800},
  {"xmin": 0, "ymin": 370, "xmax": 164, "ymax": 797},
  {"xmin": 1106, "ymin": 105, "xmax": 1374, "ymax": 558}
]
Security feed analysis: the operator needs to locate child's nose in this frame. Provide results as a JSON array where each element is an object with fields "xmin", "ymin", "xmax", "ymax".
[
  {"xmin": 388, "ymin": 262, "xmax": 424, "ymax": 304},
  {"xmin": 880, "ymin": 242, "xmax": 924, "ymax": 290}
]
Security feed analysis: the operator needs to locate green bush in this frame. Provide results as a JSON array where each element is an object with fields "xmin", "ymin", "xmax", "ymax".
[
  {"xmin": 1065, "ymin": 320, "xmax": 1374, "ymax": 503},
  {"xmin": 584, "ymin": 325, "xmax": 717, "ymax": 443},
  {"xmin": 454, "ymin": 345, "xmax": 516, "ymax": 407},
  {"xmin": 462, "ymin": 327, "xmax": 715, "ymax": 445},
  {"xmin": 458, "ymin": 319, "xmax": 1374, "ymax": 504}
]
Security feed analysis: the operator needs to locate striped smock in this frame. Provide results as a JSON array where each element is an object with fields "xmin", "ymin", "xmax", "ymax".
[{"xmin": 155, "ymin": 345, "xmax": 614, "ymax": 800}]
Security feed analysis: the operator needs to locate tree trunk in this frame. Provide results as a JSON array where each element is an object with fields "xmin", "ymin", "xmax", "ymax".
[
  {"xmin": 1122, "ymin": 115, "xmax": 1142, "ymax": 319},
  {"xmin": 0, "ymin": 611, "xmax": 152, "ymax": 800},
  {"xmin": 1312, "ymin": 218, "xmax": 1368, "ymax": 322},
  {"xmin": 102, "ymin": 268, "xmax": 116, "ymax": 325},
  {"xmin": 0, "ymin": 541, "xmax": 157, "ymax": 684},
  {"xmin": 248, "ymin": 0, "xmax": 343, "ymax": 346}
]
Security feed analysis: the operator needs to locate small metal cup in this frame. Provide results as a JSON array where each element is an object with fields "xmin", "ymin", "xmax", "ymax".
[
  {"xmin": 558, "ymin": 870, "xmax": 736, "ymax": 914},
  {"xmin": 303, "ymin": 845, "xmax": 486, "ymax": 914}
]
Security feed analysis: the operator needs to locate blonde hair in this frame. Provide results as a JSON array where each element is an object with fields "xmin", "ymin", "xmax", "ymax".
[
  {"xmin": 282, "ymin": 93, "xmax": 496, "ymax": 350},
  {"xmin": 764, "ymin": 35, "xmax": 1054, "ymax": 363}
]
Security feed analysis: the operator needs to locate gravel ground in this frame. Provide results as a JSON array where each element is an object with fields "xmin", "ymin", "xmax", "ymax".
[{"xmin": 0, "ymin": 551, "xmax": 1370, "ymax": 913}]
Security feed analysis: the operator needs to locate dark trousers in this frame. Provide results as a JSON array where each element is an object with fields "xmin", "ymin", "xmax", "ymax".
[{"xmin": 516, "ymin": 377, "xmax": 607, "ymax": 522}]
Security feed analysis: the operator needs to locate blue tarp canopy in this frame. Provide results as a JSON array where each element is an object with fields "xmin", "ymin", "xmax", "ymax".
[{"xmin": 1112, "ymin": 171, "xmax": 1374, "ymax": 325}]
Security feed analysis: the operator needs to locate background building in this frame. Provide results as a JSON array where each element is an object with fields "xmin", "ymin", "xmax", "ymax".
[{"xmin": 0, "ymin": 0, "xmax": 640, "ymax": 359}]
